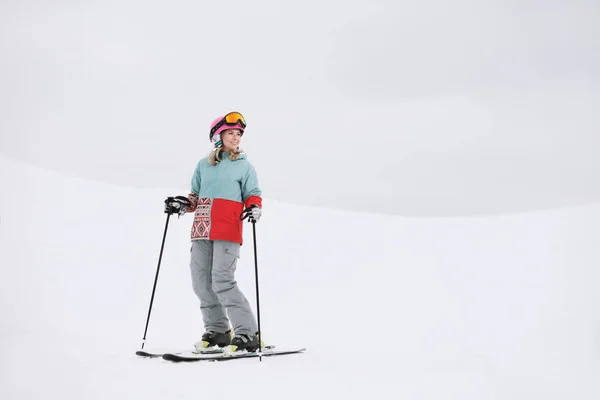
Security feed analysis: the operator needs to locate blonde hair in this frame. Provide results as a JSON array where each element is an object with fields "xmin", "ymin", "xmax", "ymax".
[{"xmin": 209, "ymin": 147, "xmax": 244, "ymax": 166}]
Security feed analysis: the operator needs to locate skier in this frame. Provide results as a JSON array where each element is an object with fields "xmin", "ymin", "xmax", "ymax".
[{"xmin": 164, "ymin": 111, "xmax": 263, "ymax": 352}]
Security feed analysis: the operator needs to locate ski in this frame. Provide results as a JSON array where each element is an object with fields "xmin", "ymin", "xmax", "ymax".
[
  {"xmin": 162, "ymin": 347, "xmax": 306, "ymax": 362},
  {"xmin": 136, "ymin": 345, "xmax": 277, "ymax": 358},
  {"xmin": 136, "ymin": 350, "xmax": 169, "ymax": 358},
  {"xmin": 136, "ymin": 348, "xmax": 221, "ymax": 358}
]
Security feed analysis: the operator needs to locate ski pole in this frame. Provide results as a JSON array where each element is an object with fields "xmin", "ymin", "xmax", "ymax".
[
  {"xmin": 241, "ymin": 207, "xmax": 263, "ymax": 361},
  {"xmin": 141, "ymin": 212, "xmax": 171, "ymax": 349},
  {"xmin": 251, "ymin": 220, "xmax": 263, "ymax": 360},
  {"xmin": 140, "ymin": 196, "xmax": 190, "ymax": 349}
]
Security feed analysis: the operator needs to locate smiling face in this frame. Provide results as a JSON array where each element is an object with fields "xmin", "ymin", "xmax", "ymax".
[{"xmin": 220, "ymin": 128, "xmax": 243, "ymax": 152}]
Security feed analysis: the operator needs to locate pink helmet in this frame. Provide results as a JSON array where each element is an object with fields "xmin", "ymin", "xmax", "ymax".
[{"xmin": 209, "ymin": 112, "xmax": 246, "ymax": 147}]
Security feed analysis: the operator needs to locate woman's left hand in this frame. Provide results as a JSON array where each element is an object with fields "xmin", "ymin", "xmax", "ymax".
[{"xmin": 249, "ymin": 205, "xmax": 262, "ymax": 222}]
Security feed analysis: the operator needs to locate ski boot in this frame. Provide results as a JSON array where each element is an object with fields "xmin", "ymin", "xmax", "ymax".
[
  {"xmin": 229, "ymin": 332, "xmax": 263, "ymax": 353},
  {"xmin": 194, "ymin": 330, "xmax": 232, "ymax": 352}
]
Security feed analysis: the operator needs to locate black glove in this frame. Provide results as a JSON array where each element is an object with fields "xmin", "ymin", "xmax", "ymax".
[{"xmin": 164, "ymin": 196, "xmax": 191, "ymax": 216}]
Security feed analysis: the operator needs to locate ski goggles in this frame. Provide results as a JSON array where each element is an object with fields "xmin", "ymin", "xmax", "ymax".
[{"xmin": 210, "ymin": 112, "xmax": 247, "ymax": 137}]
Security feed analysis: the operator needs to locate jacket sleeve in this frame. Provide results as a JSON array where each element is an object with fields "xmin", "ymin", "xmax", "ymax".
[
  {"xmin": 241, "ymin": 162, "xmax": 263, "ymax": 209},
  {"xmin": 191, "ymin": 162, "xmax": 202, "ymax": 195}
]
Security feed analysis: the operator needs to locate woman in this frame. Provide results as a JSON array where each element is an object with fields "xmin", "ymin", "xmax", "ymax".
[{"xmin": 174, "ymin": 111, "xmax": 263, "ymax": 352}]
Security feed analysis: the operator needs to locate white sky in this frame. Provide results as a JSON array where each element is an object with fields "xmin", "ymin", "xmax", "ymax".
[{"xmin": 1, "ymin": 0, "xmax": 599, "ymax": 216}]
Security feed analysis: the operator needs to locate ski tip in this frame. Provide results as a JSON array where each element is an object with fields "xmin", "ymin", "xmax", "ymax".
[{"xmin": 136, "ymin": 350, "xmax": 163, "ymax": 358}]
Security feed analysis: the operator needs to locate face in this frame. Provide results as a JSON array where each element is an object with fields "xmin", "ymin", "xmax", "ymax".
[{"xmin": 220, "ymin": 129, "xmax": 242, "ymax": 152}]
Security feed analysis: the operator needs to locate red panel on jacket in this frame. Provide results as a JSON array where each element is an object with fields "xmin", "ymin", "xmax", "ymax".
[{"xmin": 209, "ymin": 198, "xmax": 245, "ymax": 244}]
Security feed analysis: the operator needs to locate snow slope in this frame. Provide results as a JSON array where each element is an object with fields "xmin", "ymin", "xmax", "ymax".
[{"xmin": 1, "ymin": 154, "xmax": 599, "ymax": 399}]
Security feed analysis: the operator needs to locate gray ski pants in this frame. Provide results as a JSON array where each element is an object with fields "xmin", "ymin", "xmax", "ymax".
[{"xmin": 189, "ymin": 240, "xmax": 257, "ymax": 336}]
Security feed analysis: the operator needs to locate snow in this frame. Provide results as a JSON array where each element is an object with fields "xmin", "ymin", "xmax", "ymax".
[{"xmin": 1, "ymin": 153, "xmax": 600, "ymax": 399}]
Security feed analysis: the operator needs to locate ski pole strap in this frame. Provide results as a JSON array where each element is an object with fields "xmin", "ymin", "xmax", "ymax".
[
  {"xmin": 240, "ymin": 206, "xmax": 256, "ymax": 221},
  {"xmin": 165, "ymin": 196, "xmax": 191, "ymax": 206}
]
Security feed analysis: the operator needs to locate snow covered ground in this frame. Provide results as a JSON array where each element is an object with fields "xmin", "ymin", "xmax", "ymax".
[{"xmin": 1, "ymin": 154, "xmax": 600, "ymax": 399}]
